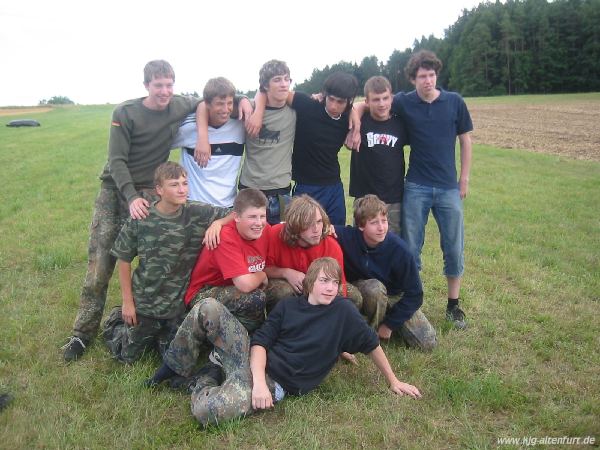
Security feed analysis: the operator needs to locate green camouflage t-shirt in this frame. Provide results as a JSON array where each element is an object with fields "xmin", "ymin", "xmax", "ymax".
[{"xmin": 111, "ymin": 201, "xmax": 230, "ymax": 318}]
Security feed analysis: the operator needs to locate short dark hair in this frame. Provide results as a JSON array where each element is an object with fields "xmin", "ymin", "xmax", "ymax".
[
  {"xmin": 405, "ymin": 50, "xmax": 443, "ymax": 80},
  {"xmin": 302, "ymin": 257, "xmax": 342, "ymax": 295},
  {"xmin": 364, "ymin": 76, "xmax": 392, "ymax": 97},
  {"xmin": 353, "ymin": 195, "xmax": 388, "ymax": 228},
  {"xmin": 322, "ymin": 72, "xmax": 359, "ymax": 112},
  {"xmin": 259, "ymin": 60, "xmax": 290, "ymax": 93},
  {"xmin": 144, "ymin": 60, "xmax": 175, "ymax": 84},
  {"xmin": 203, "ymin": 77, "xmax": 236, "ymax": 104},
  {"xmin": 233, "ymin": 188, "xmax": 268, "ymax": 214},
  {"xmin": 154, "ymin": 161, "xmax": 187, "ymax": 187}
]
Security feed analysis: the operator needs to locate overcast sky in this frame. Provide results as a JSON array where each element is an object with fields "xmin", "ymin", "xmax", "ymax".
[{"xmin": 0, "ymin": 0, "xmax": 484, "ymax": 106}]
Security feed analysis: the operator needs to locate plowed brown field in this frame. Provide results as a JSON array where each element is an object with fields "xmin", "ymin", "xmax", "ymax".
[{"xmin": 467, "ymin": 97, "xmax": 600, "ymax": 161}]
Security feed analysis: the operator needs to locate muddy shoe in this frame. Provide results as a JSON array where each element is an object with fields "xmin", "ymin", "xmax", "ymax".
[
  {"xmin": 0, "ymin": 393, "xmax": 14, "ymax": 412},
  {"xmin": 400, "ymin": 309, "xmax": 437, "ymax": 351},
  {"xmin": 446, "ymin": 305, "xmax": 468, "ymax": 330},
  {"xmin": 62, "ymin": 336, "xmax": 88, "ymax": 362}
]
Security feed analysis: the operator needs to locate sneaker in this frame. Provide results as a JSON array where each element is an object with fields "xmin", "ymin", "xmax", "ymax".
[
  {"xmin": 0, "ymin": 393, "xmax": 14, "ymax": 412},
  {"xmin": 62, "ymin": 336, "xmax": 88, "ymax": 362},
  {"xmin": 446, "ymin": 305, "xmax": 468, "ymax": 330}
]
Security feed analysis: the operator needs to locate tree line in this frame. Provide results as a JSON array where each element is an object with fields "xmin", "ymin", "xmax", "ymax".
[{"xmin": 294, "ymin": 0, "xmax": 600, "ymax": 97}]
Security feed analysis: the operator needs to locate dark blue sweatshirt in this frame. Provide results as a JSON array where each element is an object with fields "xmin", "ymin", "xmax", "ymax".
[
  {"xmin": 251, "ymin": 295, "xmax": 378, "ymax": 395},
  {"xmin": 335, "ymin": 226, "xmax": 423, "ymax": 329}
]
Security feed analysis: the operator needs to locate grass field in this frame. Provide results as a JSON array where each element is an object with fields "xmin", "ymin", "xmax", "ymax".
[{"xmin": 0, "ymin": 96, "xmax": 599, "ymax": 449}]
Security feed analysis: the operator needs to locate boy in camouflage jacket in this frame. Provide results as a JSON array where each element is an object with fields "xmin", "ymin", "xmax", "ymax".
[{"xmin": 102, "ymin": 162, "xmax": 231, "ymax": 363}]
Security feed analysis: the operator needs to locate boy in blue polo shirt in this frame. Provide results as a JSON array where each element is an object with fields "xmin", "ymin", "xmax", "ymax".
[{"xmin": 392, "ymin": 50, "xmax": 473, "ymax": 329}]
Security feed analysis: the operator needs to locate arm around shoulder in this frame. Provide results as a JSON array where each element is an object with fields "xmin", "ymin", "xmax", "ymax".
[{"xmin": 203, "ymin": 211, "xmax": 235, "ymax": 250}]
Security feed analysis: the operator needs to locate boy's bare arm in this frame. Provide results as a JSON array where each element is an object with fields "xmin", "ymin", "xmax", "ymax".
[
  {"xmin": 194, "ymin": 102, "xmax": 211, "ymax": 167},
  {"xmin": 246, "ymin": 91, "xmax": 295, "ymax": 137},
  {"xmin": 118, "ymin": 260, "xmax": 137, "ymax": 326},
  {"xmin": 203, "ymin": 212, "xmax": 235, "ymax": 250},
  {"xmin": 458, "ymin": 132, "xmax": 472, "ymax": 199},
  {"xmin": 250, "ymin": 345, "xmax": 273, "ymax": 409},
  {"xmin": 232, "ymin": 271, "xmax": 268, "ymax": 293},
  {"xmin": 368, "ymin": 345, "xmax": 421, "ymax": 398},
  {"xmin": 245, "ymin": 92, "xmax": 264, "ymax": 138},
  {"xmin": 345, "ymin": 101, "xmax": 367, "ymax": 150}
]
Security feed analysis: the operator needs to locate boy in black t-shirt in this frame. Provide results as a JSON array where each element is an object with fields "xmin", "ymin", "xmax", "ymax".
[
  {"xmin": 147, "ymin": 257, "xmax": 421, "ymax": 426},
  {"xmin": 248, "ymin": 72, "xmax": 359, "ymax": 225},
  {"xmin": 349, "ymin": 76, "xmax": 407, "ymax": 234}
]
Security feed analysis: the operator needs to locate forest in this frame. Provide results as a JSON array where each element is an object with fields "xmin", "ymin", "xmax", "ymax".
[{"xmin": 293, "ymin": 0, "xmax": 600, "ymax": 96}]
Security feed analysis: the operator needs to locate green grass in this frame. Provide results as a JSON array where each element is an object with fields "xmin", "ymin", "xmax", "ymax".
[{"xmin": 1, "ymin": 98, "xmax": 599, "ymax": 449}]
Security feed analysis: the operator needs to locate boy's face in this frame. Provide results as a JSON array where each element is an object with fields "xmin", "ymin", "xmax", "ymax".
[
  {"xmin": 235, "ymin": 206, "xmax": 267, "ymax": 240},
  {"xmin": 144, "ymin": 76, "xmax": 174, "ymax": 110},
  {"xmin": 297, "ymin": 208, "xmax": 323, "ymax": 248},
  {"xmin": 265, "ymin": 73, "xmax": 291, "ymax": 104},
  {"xmin": 412, "ymin": 67, "xmax": 437, "ymax": 97},
  {"xmin": 365, "ymin": 89, "xmax": 392, "ymax": 121},
  {"xmin": 156, "ymin": 176, "xmax": 188, "ymax": 206},
  {"xmin": 359, "ymin": 212, "xmax": 388, "ymax": 247},
  {"xmin": 207, "ymin": 95, "xmax": 234, "ymax": 127},
  {"xmin": 325, "ymin": 95, "xmax": 348, "ymax": 118},
  {"xmin": 308, "ymin": 269, "xmax": 340, "ymax": 306}
]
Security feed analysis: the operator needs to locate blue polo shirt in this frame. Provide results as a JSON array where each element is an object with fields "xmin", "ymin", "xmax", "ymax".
[{"xmin": 392, "ymin": 89, "xmax": 473, "ymax": 189}]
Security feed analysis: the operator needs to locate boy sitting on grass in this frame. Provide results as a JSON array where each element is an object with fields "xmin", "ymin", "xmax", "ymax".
[
  {"xmin": 147, "ymin": 257, "xmax": 421, "ymax": 426},
  {"xmin": 334, "ymin": 195, "xmax": 436, "ymax": 351},
  {"xmin": 102, "ymin": 162, "xmax": 231, "ymax": 363}
]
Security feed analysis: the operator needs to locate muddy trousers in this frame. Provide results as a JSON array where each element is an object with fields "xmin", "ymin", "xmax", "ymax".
[{"xmin": 164, "ymin": 298, "xmax": 277, "ymax": 426}]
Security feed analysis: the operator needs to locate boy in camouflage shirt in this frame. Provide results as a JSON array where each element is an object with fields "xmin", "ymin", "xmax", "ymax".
[{"xmin": 102, "ymin": 162, "xmax": 231, "ymax": 363}]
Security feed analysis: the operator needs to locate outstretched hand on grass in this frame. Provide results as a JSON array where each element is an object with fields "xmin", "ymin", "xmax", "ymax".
[{"xmin": 389, "ymin": 379, "xmax": 422, "ymax": 399}]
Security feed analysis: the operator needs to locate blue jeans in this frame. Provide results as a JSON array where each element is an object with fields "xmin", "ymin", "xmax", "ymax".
[
  {"xmin": 266, "ymin": 193, "xmax": 291, "ymax": 225},
  {"xmin": 292, "ymin": 181, "xmax": 346, "ymax": 226},
  {"xmin": 401, "ymin": 181, "xmax": 464, "ymax": 277}
]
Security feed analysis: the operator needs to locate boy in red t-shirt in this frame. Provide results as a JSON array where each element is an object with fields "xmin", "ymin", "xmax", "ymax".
[
  {"xmin": 184, "ymin": 188, "xmax": 270, "ymax": 332},
  {"xmin": 264, "ymin": 195, "xmax": 361, "ymax": 312}
]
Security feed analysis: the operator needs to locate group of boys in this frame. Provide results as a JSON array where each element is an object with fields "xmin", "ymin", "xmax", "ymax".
[{"xmin": 60, "ymin": 50, "xmax": 472, "ymax": 426}]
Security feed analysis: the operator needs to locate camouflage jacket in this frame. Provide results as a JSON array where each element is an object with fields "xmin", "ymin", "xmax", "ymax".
[{"xmin": 111, "ymin": 201, "xmax": 230, "ymax": 318}]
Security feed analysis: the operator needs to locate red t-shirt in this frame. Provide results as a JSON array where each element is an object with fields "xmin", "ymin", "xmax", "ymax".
[
  {"xmin": 266, "ymin": 223, "xmax": 348, "ymax": 295},
  {"xmin": 184, "ymin": 221, "xmax": 270, "ymax": 305}
]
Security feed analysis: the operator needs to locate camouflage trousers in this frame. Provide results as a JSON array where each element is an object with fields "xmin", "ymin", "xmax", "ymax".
[
  {"xmin": 350, "ymin": 279, "xmax": 437, "ymax": 351},
  {"xmin": 71, "ymin": 186, "xmax": 157, "ymax": 342},
  {"xmin": 352, "ymin": 198, "xmax": 402, "ymax": 235},
  {"xmin": 164, "ymin": 298, "xmax": 278, "ymax": 426},
  {"xmin": 101, "ymin": 306, "xmax": 185, "ymax": 364},
  {"xmin": 266, "ymin": 278, "xmax": 363, "ymax": 312},
  {"xmin": 189, "ymin": 285, "xmax": 266, "ymax": 333}
]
